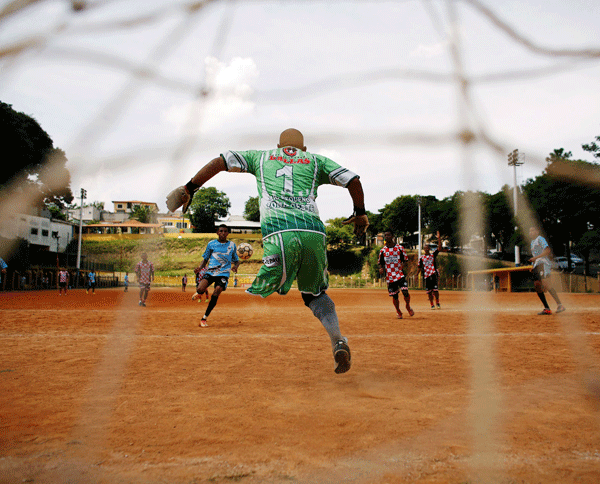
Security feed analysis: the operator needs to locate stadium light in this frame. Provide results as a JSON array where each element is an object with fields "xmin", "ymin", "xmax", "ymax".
[{"xmin": 508, "ymin": 150, "xmax": 523, "ymax": 265}]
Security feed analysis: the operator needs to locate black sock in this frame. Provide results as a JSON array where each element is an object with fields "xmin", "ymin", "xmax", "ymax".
[
  {"xmin": 204, "ymin": 295, "xmax": 219, "ymax": 318},
  {"xmin": 537, "ymin": 292, "xmax": 549, "ymax": 309}
]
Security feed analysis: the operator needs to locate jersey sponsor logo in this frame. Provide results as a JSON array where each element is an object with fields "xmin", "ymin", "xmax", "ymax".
[
  {"xmin": 269, "ymin": 154, "xmax": 311, "ymax": 165},
  {"xmin": 263, "ymin": 254, "xmax": 281, "ymax": 267},
  {"xmin": 283, "ymin": 147, "xmax": 297, "ymax": 157}
]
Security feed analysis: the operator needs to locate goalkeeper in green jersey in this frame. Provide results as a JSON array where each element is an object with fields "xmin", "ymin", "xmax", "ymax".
[{"xmin": 167, "ymin": 129, "xmax": 368, "ymax": 374}]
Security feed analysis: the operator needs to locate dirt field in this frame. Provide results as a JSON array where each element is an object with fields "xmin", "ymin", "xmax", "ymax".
[{"xmin": 1, "ymin": 287, "xmax": 600, "ymax": 483}]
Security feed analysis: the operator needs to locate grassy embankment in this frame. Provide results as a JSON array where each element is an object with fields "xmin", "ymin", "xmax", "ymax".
[{"xmin": 82, "ymin": 237, "xmax": 510, "ymax": 280}]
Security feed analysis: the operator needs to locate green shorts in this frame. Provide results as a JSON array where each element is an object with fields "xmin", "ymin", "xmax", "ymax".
[{"xmin": 247, "ymin": 231, "xmax": 329, "ymax": 298}]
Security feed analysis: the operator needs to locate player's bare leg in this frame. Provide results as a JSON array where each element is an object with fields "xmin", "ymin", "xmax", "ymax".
[
  {"xmin": 433, "ymin": 290, "xmax": 440, "ymax": 309},
  {"xmin": 543, "ymin": 279, "xmax": 565, "ymax": 312},
  {"xmin": 427, "ymin": 290, "xmax": 435, "ymax": 309},
  {"xmin": 392, "ymin": 295, "xmax": 402, "ymax": 319},
  {"xmin": 402, "ymin": 289, "xmax": 414, "ymax": 316},
  {"xmin": 192, "ymin": 279, "xmax": 210, "ymax": 304}
]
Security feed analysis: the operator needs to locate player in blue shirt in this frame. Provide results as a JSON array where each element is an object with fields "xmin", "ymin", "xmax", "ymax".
[
  {"xmin": 192, "ymin": 224, "xmax": 240, "ymax": 327},
  {"xmin": 529, "ymin": 226, "xmax": 565, "ymax": 315},
  {"xmin": 87, "ymin": 270, "xmax": 96, "ymax": 295}
]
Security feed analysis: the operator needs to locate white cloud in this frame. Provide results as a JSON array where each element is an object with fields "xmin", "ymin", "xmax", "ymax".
[
  {"xmin": 410, "ymin": 40, "xmax": 448, "ymax": 58},
  {"xmin": 163, "ymin": 56, "xmax": 259, "ymax": 135}
]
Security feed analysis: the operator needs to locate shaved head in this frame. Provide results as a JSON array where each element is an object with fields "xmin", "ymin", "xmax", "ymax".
[{"xmin": 278, "ymin": 128, "xmax": 306, "ymax": 151}]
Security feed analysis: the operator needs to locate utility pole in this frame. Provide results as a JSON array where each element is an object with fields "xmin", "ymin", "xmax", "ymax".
[
  {"xmin": 508, "ymin": 149, "xmax": 523, "ymax": 266},
  {"xmin": 417, "ymin": 197, "xmax": 422, "ymax": 258},
  {"xmin": 76, "ymin": 188, "xmax": 87, "ymax": 286}
]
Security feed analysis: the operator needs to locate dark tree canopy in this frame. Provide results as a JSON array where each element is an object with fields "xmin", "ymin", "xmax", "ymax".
[
  {"xmin": 243, "ymin": 196, "xmax": 260, "ymax": 222},
  {"xmin": 189, "ymin": 187, "xmax": 231, "ymax": 233},
  {"xmin": 0, "ymin": 101, "xmax": 73, "ymax": 208}
]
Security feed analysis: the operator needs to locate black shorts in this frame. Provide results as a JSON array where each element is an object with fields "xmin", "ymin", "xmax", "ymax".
[
  {"xmin": 59, "ymin": 282, "xmax": 67, "ymax": 288},
  {"xmin": 202, "ymin": 274, "xmax": 229, "ymax": 291},
  {"xmin": 387, "ymin": 277, "xmax": 408, "ymax": 296},
  {"xmin": 424, "ymin": 273, "xmax": 439, "ymax": 292}
]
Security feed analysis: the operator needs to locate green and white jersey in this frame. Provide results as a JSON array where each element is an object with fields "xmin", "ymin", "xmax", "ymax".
[{"xmin": 222, "ymin": 147, "xmax": 358, "ymax": 238}]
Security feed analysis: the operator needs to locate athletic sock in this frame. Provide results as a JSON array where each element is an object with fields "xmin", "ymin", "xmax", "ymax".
[
  {"xmin": 537, "ymin": 292, "xmax": 549, "ymax": 309},
  {"xmin": 204, "ymin": 295, "xmax": 219, "ymax": 318},
  {"xmin": 308, "ymin": 293, "xmax": 344, "ymax": 350}
]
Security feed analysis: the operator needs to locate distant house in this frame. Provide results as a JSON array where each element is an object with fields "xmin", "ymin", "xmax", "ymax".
[
  {"xmin": 112, "ymin": 200, "xmax": 159, "ymax": 214},
  {"xmin": 66, "ymin": 205, "xmax": 102, "ymax": 223},
  {"xmin": 218, "ymin": 215, "xmax": 261, "ymax": 234},
  {"xmin": 82, "ymin": 220, "xmax": 163, "ymax": 235},
  {"xmin": 157, "ymin": 211, "xmax": 190, "ymax": 233}
]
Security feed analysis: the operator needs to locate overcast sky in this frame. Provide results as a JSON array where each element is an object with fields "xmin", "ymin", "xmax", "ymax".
[{"xmin": 1, "ymin": 0, "xmax": 599, "ymax": 222}]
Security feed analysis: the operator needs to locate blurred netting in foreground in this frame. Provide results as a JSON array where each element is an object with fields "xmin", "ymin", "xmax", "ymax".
[{"xmin": 1, "ymin": 1, "xmax": 600, "ymax": 482}]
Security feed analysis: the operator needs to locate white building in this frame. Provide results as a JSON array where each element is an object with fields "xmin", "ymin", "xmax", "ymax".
[
  {"xmin": 0, "ymin": 213, "xmax": 75, "ymax": 253},
  {"xmin": 66, "ymin": 205, "xmax": 102, "ymax": 223}
]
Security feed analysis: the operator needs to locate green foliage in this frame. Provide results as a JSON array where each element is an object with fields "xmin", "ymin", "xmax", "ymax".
[
  {"xmin": 582, "ymin": 135, "xmax": 600, "ymax": 159},
  {"xmin": 0, "ymin": 102, "xmax": 73, "ymax": 208},
  {"xmin": 325, "ymin": 217, "xmax": 354, "ymax": 248},
  {"xmin": 129, "ymin": 204, "xmax": 151, "ymax": 224},
  {"xmin": 47, "ymin": 203, "xmax": 68, "ymax": 221},
  {"xmin": 243, "ymin": 196, "xmax": 260, "ymax": 222},
  {"xmin": 189, "ymin": 187, "xmax": 231, "ymax": 233}
]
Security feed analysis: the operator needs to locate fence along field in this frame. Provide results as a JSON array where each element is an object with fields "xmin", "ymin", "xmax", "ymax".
[{"xmin": 1, "ymin": 1, "xmax": 600, "ymax": 482}]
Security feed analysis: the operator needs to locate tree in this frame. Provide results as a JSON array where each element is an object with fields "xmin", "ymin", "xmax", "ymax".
[
  {"xmin": 189, "ymin": 187, "xmax": 231, "ymax": 233},
  {"xmin": 379, "ymin": 195, "xmax": 419, "ymax": 238},
  {"xmin": 243, "ymin": 196, "xmax": 260, "ymax": 222},
  {"xmin": 487, "ymin": 188, "xmax": 515, "ymax": 252},
  {"xmin": 524, "ymin": 153, "xmax": 600, "ymax": 270},
  {"xmin": 0, "ymin": 102, "xmax": 73, "ymax": 208},
  {"xmin": 325, "ymin": 217, "xmax": 354, "ymax": 249},
  {"xmin": 428, "ymin": 194, "xmax": 460, "ymax": 249},
  {"xmin": 582, "ymin": 134, "xmax": 600, "ymax": 159},
  {"xmin": 573, "ymin": 229, "xmax": 600, "ymax": 277},
  {"xmin": 130, "ymin": 204, "xmax": 151, "ymax": 224}
]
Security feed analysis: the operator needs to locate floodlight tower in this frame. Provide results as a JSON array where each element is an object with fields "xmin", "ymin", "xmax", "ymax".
[{"xmin": 508, "ymin": 149, "xmax": 523, "ymax": 266}]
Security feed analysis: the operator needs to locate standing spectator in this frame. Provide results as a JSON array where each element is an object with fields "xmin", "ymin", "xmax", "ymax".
[
  {"xmin": 379, "ymin": 230, "xmax": 415, "ymax": 319},
  {"xmin": 87, "ymin": 270, "xmax": 97, "ymax": 295},
  {"xmin": 182, "ymin": 274, "xmax": 188, "ymax": 292},
  {"xmin": 135, "ymin": 253, "xmax": 154, "ymax": 307},
  {"xmin": 58, "ymin": 268, "xmax": 69, "ymax": 296},
  {"xmin": 0, "ymin": 258, "xmax": 7, "ymax": 291},
  {"xmin": 124, "ymin": 272, "xmax": 129, "ymax": 292}
]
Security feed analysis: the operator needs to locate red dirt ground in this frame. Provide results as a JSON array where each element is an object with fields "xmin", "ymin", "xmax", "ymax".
[{"xmin": 1, "ymin": 287, "xmax": 600, "ymax": 483}]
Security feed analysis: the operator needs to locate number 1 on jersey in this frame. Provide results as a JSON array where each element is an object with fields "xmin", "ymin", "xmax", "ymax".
[{"xmin": 275, "ymin": 165, "xmax": 294, "ymax": 193}]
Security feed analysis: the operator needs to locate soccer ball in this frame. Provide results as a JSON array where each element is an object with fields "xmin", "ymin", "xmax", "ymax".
[{"xmin": 237, "ymin": 242, "xmax": 253, "ymax": 260}]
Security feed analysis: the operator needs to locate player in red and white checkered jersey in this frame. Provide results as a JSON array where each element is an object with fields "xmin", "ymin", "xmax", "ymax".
[
  {"xmin": 135, "ymin": 252, "xmax": 154, "ymax": 307},
  {"xmin": 378, "ymin": 230, "xmax": 414, "ymax": 319},
  {"xmin": 57, "ymin": 268, "xmax": 69, "ymax": 296},
  {"xmin": 416, "ymin": 231, "xmax": 442, "ymax": 309}
]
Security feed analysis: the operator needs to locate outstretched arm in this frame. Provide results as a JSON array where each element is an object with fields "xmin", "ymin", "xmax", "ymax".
[
  {"xmin": 166, "ymin": 157, "xmax": 227, "ymax": 213},
  {"xmin": 342, "ymin": 177, "xmax": 369, "ymax": 237}
]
